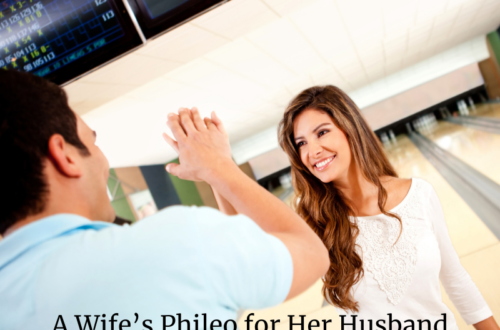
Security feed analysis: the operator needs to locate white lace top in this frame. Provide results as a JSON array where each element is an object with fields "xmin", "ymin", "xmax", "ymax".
[{"xmin": 334, "ymin": 178, "xmax": 492, "ymax": 329}]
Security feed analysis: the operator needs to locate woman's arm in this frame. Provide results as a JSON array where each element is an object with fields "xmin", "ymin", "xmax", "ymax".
[
  {"xmin": 427, "ymin": 185, "xmax": 496, "ymax": 326},
  {"xmin": 474, "ymin": 317, "xmax": 500, "ymax": 330},
  {"xmin": 211, "ymin": 187, "xmax": 237, "ymax": 215},
  {"xmin": 207, "ymin": 111, "xmax": 238, "ymax": 215}
]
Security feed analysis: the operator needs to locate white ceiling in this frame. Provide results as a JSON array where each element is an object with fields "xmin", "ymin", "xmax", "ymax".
[
  {"xmin": 231, "ymin": 37, "xmax": 489, "ymax": 165},
  {"xmin": 350, "ymin": 37, "xmax": 488, "ymax": 110},
  {"xmin": 68, "ymin": 0, "xmax": 500, "ymax": 168}
]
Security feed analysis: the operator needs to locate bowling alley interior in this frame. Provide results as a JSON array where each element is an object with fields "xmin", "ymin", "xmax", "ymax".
[{"xmin": 2, "ymin": 0, "xmax": 500, "ymax": 329}]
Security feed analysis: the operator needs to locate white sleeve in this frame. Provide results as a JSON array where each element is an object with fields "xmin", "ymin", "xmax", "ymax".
[{"xmin": 427, "ymin": 186, "xmax": 492, "ymax": 325}]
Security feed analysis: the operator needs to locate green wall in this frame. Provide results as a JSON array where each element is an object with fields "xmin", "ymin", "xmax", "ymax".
[
  {"xmin": 167, "ymin": 159, "xmax": 204, "ymax": 206},
  {"xmin": 108, "ymin": 169, "xmax": 136, "ymax": 221},
  {"xmin": 487, "ymin": 31, "xmax": 500, "ymax": 67}
]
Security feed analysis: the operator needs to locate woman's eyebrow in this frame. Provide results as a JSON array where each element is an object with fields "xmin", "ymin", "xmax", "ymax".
[
  {"xmin": 312, "ymin": 123, "xmax": 331, "ymax": 133},
  {"xmin": 294, "ymin": 123, "xmax": 332, "ymax": 142}
]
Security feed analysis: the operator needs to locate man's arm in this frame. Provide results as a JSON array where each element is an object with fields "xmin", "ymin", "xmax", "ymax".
[
  {"xmin": 163, "ymin": 108, "xmax": 329, "ymax": 300},
  {"xmin": 204, "ymin": 161, "xmax": 327, "ymax": 300}
]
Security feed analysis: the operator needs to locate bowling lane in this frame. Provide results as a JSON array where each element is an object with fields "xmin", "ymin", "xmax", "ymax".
[
  {"xmin": 420, "ymin": 117, "xmax": 500, "ymax": 187},
  {"xmin": 384, "ymin": 134, "xmax": 498, "ymax": 257},
  {"xmin": 474, "ymin": 102, "xmax": 500, "ymax": 120}
]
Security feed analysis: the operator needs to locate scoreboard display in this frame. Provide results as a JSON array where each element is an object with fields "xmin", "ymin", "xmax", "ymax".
[
  {"xmin": 129, "ymin": 0, "xmax": 228, "ymax": 39},
  {"xmin": 0, "ymin": 0, "xmax": 230, "ymax": 85},
  {"xmin": 141, "ymin": 0, "xmax": 189, "ymax": 19},
  {"xmin": 0, "ymin": 0, "xmax": 143, "ymax": 85}
]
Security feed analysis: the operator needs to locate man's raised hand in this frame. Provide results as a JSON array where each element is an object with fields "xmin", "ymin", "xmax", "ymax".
[{"xmin": 163, "ymin": 108, "xmax": 234, "ymax": 183}]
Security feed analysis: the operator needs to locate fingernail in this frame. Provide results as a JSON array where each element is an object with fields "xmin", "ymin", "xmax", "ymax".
[
  {"xmin": 165, "ymin": 164, "xmax": 171, "ymax": 173},
  {"xmin": 168, "ymin": 113, "xmax": 175, "ymax": 117}
]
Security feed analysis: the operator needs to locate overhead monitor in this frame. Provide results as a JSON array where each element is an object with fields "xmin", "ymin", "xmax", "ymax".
[
  {"xmin": 128, "ymin": 0, "xmax": 229, "ymax": 39},
  {"xmin": 0, "ymin": 0, "xmax": 144, "ymax": 85}
]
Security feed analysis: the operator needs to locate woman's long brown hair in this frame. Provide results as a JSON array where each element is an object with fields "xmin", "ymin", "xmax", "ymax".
[{"xmin": 278, "ymin": 85, "xmax": 399, "ymax": 312}]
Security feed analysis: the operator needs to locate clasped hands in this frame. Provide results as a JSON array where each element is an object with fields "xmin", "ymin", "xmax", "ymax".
[{"xmin": 162, "ymin": 107, "xmax": 234, "ymax": 183}]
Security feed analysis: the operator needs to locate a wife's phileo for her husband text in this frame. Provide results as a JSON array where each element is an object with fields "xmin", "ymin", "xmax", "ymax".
[{"xmin": 53, "ymin": 312, "xmax": 448, "ymax": 330}]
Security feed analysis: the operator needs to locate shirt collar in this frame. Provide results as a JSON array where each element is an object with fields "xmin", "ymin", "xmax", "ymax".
[{"xmin": 0, "ymin": 214, "xmax": 114, "ymax": 269}]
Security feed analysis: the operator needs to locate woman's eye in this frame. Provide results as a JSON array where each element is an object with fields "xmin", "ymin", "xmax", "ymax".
[
  {"xmin": 318, "ymin": 130, "xmax": 328, "ymax": 137},
  {"xmin": 297, "ymin": 141, "xmax": 305, "ymax": 148}
]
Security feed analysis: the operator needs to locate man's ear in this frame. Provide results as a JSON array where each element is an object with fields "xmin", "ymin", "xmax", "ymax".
[{"xmin": 47, "ymin": 134, "xmax": 83, "ymax": 178}]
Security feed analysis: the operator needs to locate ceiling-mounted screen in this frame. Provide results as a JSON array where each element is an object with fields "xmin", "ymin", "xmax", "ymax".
[
  {"xmin": 142, "ymin": 0, "xmax": 189, "ymax": 19},
  {"xmin": 128, "ymin": 0, "xmax": 229, "ymax": 39},
  {"xmin": 0, "ymin": 0, "xmax": 144, "ymax": 85}
]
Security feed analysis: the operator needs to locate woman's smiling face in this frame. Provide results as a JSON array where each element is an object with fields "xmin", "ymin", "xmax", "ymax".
[{"xmin": 293, "ymin": 108, "xmax": 352, "ymax": 183}]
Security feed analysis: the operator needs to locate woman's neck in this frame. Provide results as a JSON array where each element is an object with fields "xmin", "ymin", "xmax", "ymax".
[{"xmin": 333, "ymin": 161, "xmax": 379, "ymax": 213}]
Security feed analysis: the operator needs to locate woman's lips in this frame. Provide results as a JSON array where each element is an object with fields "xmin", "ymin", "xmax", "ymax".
[{"xmin": 314, "ymin": 155, "xmax": 335, "ymax": 171}]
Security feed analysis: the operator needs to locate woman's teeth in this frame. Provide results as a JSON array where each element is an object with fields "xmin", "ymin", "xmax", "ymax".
[{"xmin": 315, "ymin": 156, "xmax": 334, "ymax": 169}]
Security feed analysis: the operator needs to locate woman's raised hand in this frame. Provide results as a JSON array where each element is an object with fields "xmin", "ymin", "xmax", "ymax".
[
  {"xmin": 162, "ymin": 107, "xmax": 234, "ymax": 182},
  {"xmin": 204, "ymin": 109, "xmax": 231, "ymax": 159}
]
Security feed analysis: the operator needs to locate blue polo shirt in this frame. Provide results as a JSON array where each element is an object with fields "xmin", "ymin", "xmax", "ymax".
[{"xmin": 0, "ymin": 206, "xmax": 293, "ymax": 330}]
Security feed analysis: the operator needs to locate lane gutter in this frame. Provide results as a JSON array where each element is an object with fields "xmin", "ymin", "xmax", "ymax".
[
  {"xmin": 445, "ymin": 116, "xmax": 500, "ymax": 135},
  {"xmin": 409, "ymin": 132, "xmax": 500, "ymax": 240}
]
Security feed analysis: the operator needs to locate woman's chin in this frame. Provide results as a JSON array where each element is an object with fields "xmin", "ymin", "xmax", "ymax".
[{"xmin": 317, "ymin": 174, "xmax": 336, "ymax": 183}]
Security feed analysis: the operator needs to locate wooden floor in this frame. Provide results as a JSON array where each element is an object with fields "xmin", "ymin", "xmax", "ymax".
[{"xmin": 239, "ymin": 104, "xmax": 500, "ymax": 330}]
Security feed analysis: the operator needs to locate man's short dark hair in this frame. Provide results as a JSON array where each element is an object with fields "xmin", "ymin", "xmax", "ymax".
[{"xmin": 0, "ymin": 70, "xmax": 89, "ymax": 235}]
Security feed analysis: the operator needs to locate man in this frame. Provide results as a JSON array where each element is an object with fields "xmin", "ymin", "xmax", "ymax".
[{"xmin": 0, "ymin": 70, "xmax": 329, "ymax": 329}]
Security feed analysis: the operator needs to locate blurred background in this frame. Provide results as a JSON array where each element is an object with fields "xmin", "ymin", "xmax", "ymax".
[{"xmin": 2, "ymin": 0, "xmax": 500, "ymax": 328}]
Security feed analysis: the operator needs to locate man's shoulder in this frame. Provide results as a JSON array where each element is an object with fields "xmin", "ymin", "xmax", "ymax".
[
  {"xmin": 36, "ymin": 207, "xmax": 210, "ymax": 289},
  {"xmin": 140, "ymin": 205, "xmax": 227, "ymax": 223},
  {"xmin": 138, "ymin": 205, "xmax": 254, "ymax": 231},
  {"xmin": 70, "ymin": 206, "xmax": 256, "ymax": 254},
  {"xmin": 37, "ymin": 206, "xmax": 265, "ymax": 280},
  {"xmin": 132, "ymin": 205, "xmax": 239, "ymax": 233},
  {"xmin": 136, "ymin": 205, "xmax": 274, "ymax": 251}
]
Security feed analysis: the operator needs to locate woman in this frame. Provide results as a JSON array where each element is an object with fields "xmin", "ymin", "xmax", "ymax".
[{"xmin": 274, "ymin": 85, "xmax": 497, "ymax": 330}]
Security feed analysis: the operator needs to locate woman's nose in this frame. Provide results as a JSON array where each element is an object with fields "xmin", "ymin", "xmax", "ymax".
[{"xmin": 309, "ymin": 140, "xmax": 323, "ymax": 156}]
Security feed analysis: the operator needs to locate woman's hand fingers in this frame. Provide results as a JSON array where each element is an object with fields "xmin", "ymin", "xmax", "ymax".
[
  {"xmin": 211, "ymin": 111, "xmax": 227, "ymax": 136},
  {"xmin": 179, "ymin": 108, "xmax": 197, "ymax": 136},
  {"xmin": 167, "ymin": 113, "xmax": 186, "ymax": 140},
  {"xmin": 204, "ymin": 117, "xmax": 232, "ymax": 160},
  {"xmin": 204, "ymin": 117, "xmax": 215, "ymax": 129},
  {"xmin": 162, "ymin": 132, "xmax": 179, "ymax": 153},
  {"xmin": 190, "ymin": 107, "xmax": 207, "ymax": 131},
  {"xmin": 164, "ymin": 107, "xmax": 232, "ymax": 182}
]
